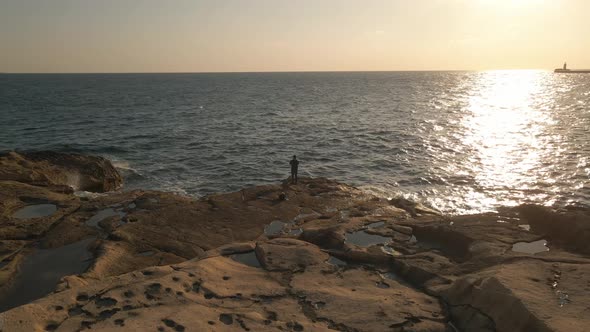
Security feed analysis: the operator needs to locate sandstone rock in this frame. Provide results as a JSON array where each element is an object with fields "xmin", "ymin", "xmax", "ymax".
[
  {"xmin": 0, "ymin": 151, "xmax": 122, "ymax": 192},
  {"xmin": 41, "ymin": 214, "xmax": 97, "ymax": 249},
  {"xmin": 390, "ymin": 223, "xmax": 413, "ymax": 235},
  {"xmin": 255, "ymin": 238, "xmax": 329, "ymax": 271},
  {"xmin": 441, "ymin": 260, "xmax": 590, "ymax": 332},
  {"xmin": 301, "ymin": 225, "xmax": 345, "ymax": 249},
  {"xmin": 389, "ymin": 197, "xmax": 441, "ymax": 217},
  {"xmin": 83, "ymin": 241, "xmax": 186, "ymax": 280},
  {"xmin": 449, "ymin": 305, "xmax": 495, "ymax": 332},
  {"xmin": 291, "ymin": 265, "xmax": 447, "ymax": 331},
  {"xmin": 212, "ymin": 242, "xmax": 257, "ymax": 256},
  {"xmin": 0, "ymin": 257, "xmax": 332, "ymax": 332},
  {"xmin": 0, "ymin": 181, "xmax": 79, "ymax": 240},
  {"xmin": 394, "ymin": 252, "xmax": 455, "ymax": 289},
  {"xmin": 516, "ymin": 204, "xmax": 590, "ymax": 255},
  {"xmin": 1, "ymin": 152, "xmax": 589, "ymax": 332}
]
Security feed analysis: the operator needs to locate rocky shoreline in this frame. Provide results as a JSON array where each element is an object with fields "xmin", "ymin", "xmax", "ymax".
[{"xmin": 0, "ymin": 151, "xmax": 588, "ymax": 331}]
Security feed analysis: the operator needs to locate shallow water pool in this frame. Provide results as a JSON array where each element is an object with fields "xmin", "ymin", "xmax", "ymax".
[
  {"xmin": 512, "ymin": 240, "xmax": 549, "ymax": 254},
  {"xmin": 0, "ymin": 238, "xmax": 94, "ymax": 313},
  {"xmin": 12, "ymin": 204, "xmax": 57, "ymax": 219},
  {"xmin": 345, "ymin": 230, "xmax": 391, "ymax": 248}
]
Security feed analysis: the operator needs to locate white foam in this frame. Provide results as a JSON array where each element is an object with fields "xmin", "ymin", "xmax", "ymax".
[
  {"xmin": 112, "ymin": 160, "xmax": 135, "ymax": 171},
  {"xmin": 65, "ymin": 172, "xmax": 81, "ymax": 191},
  {"xmin": 358, "ymin": 185, "xmax": 402, "ymax": 200},
  {"xmin": 74, "ymin": 191, "xmax": 105, "ymax": 199}
]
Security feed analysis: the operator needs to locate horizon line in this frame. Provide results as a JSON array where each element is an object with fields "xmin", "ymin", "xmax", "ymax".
[{"xmin": 0, "ymin": 68, "xmax": 553, "ymax": 75}]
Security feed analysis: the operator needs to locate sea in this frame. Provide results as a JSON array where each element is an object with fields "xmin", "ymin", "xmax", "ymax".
[{"xmin": 1, "ymin": 71, "xmax": 589, "ymax": 215}]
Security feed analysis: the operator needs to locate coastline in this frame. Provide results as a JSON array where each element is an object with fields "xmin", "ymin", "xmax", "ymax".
[{"xmin": 0, "ymin": 151, "xmax": 589, "ymax": 331}]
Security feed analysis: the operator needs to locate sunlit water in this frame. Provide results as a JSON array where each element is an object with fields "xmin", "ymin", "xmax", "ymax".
[{"xmin": 1, "ymin": 71, "xmax": 589, "ymax": 214}]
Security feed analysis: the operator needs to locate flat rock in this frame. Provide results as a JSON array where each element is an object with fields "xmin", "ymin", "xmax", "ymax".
[
  {"xmin": 0, "ymin": 256, "xmax": 331, "ymax": 332},
  {"xmin": 255, "ymin": 238, "xmax": 329, "ymax": 271},
  {"xmin": 441, "ymin": 260, "xmax": 590, "ymax": 332},
  {"xmin": 291, "ymin": 265, "xmax": 447, "ymax": 331},
  {"xmin": 1, "ymin": 151, "xmax": 589, "ymax": 331}
]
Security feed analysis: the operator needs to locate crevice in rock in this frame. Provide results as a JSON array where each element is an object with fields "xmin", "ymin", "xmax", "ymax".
[
  {"xmin": 447, "ymin": 303, "xmax": 497, "ymax": 332},
  {"xmin": 39, "ymin": 205, "xmax": 83, "ymax": 241},
  {"xmin": 292, "ymin": 291, "xmax": 359, "ymax": 332}
]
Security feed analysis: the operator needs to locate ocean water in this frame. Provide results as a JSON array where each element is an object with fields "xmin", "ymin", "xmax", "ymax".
[{"xmin": 1, "ymin": 71, "xmax": 589, "ymax": 214}]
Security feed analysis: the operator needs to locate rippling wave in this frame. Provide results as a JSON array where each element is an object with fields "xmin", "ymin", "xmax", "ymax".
[{"xmin": 1, "ymin": 71, "xmax": 589, "ymax": 214}]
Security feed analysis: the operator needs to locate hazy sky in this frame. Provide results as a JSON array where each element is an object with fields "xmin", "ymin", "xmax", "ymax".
[{"xmin": 1, "ymin": 0, "xmax": 589, "ymax": 73}]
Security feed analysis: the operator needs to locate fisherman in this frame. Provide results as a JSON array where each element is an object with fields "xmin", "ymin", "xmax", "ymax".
[{"xmin": 290, "ymin": 155, "xmax": 299, "ymax": 184}]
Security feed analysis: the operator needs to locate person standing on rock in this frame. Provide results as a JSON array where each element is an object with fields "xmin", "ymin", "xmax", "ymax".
[{"xmin": 290, "ymin": 155, "xmax": 299, "ymax": 184}]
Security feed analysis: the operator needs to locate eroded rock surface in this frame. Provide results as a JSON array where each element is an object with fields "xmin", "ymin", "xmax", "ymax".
[
  {"xmin": 0, "ymin": 151, "xmax": 122, "ymax": 192},
  {"xmin": 0, "ymin": 152, "xmax": 589, "ymax": 331},
  {"xmin": 0, "ymin": 248, "xmax": 447, "ymax": 332}
]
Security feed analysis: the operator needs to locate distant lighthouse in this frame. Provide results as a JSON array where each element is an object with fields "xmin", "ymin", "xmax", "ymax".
[{"xmin": 554, "ymin": 62, "xmax": 590, "ymax": 73}]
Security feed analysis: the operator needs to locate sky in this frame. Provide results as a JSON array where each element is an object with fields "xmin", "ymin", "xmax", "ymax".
[{"xmin": 1, "ymin": 0, "xmax": 589, "ymax": 73}]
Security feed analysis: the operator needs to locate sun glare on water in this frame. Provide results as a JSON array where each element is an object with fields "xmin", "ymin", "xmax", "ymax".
[{"xmin": 460, "ymin": 70, "xmax": 556, "ymax": 209}]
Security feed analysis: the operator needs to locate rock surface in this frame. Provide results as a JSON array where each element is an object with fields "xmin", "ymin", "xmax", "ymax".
[
  {"xmin": 0, "ymin": 152, "xmax": 589, "ymax": 331},
  {"xmin": 0, "ymin": 151, "xmax": 122, "ymax": 192}
]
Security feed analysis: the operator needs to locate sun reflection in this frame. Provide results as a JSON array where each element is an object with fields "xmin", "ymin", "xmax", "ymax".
[{"xmin": 461, "ymin": 70, "xmax": 555, "ymax": 209}]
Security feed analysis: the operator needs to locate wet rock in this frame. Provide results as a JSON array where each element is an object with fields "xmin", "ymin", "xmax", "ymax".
[
  {"xmin": 0, "ymin": 181, "xmax": 79, "ymax": 240},
  {"xmin": 516, "ymin": 204, "xmax": 590, "ymax": 255},
  {"xmin": 230, "ymin": 251, "xmax": 262, "ymax": 268},
  {"xmin": 12, "ymin": 204, "xmax": 57, "ymax": 219},
  {"xmin": 40, "ymin": 213, "xmax": 97, "ymax": 249},
  {"xmin": 450, "ymin": 305, "xmax": 495, "ymax": 332},
  {"xmin": 389, "ymin": 197, "xmax": 441, "ymax": 217},
  {"xmin": 0, "ymin": 237, "xmax": 95, "ymax": 313},
  {"xmin": 213, "ymin": 242, "xmax": 256, "ymax": 257},
  {"xmin": 219, "ymin": 313, "xmax": 233, "ymax": 325},
  {"xmin": 345, "ymin": 230, "xmax": 391, "ymax": 248},
  {"xmin": 512, "ymin": 239, "xmax": 550, "ymax": 254}
]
